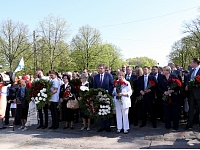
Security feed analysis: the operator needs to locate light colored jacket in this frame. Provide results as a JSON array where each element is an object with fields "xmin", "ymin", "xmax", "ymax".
[{"xmin": 112, "ymin": 79, "xmax": 132, "ymax": 109}]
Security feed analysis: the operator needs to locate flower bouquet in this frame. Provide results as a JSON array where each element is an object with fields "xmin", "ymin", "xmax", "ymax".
[
  {"xmin": 162, "ymin": 78, "xmax": 182, "ymax": 101},
  {"xmin": 114, "ymin": 79, "xmax": 128, "ymax": 104},
  {"xmin": 79, "ymin": 88, "xmax": 114, "ymax": 120},
  {"xmin": 137, "ymin": 80, "xmax": 156, "ymax": 101},
  {"xmin": 188, "ymin": 75, "xmax": 200, "ymax": 91},
  {"xmin": 28, "ymin": 79, "xmax": 53, "ymax": 109}
]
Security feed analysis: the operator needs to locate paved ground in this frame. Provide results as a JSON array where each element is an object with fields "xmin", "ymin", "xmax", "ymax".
[{"xmin": 0, "ymin": 116, "xmax": 200, "ymax": 149}]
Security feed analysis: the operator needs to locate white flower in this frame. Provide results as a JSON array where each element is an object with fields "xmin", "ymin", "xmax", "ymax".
[
  {"xmin": 104, "ymin": 112, "xmax": 107, "ymax": 115},
  {"xmin": 100, "ymin": 105, "xmax": 103, "ymax": 108},
  {"xmin": 106, "ymin": 98, "xmax": 110, "ymax": 101},
  {"xmin": 108, "ymin": 107, "xmax": 111, "ymax": 110},
  {"xmin": 98, "ymin": 92, "xmax": 102, "ymax": 96},
  {"xmin": 37, "ymin": 93, "xmax": 40, "ymax": 97},
  {"xmin": 43, "ymin": 88, "xmax": 46, "ymax": 92},
  {"xmin": 98, "ymin": 112, "xmax": 101, "ymax": 115},
  {"xmin": 39, "ymin": 97, "xmax": 42, "ymax": 101},
  {"xmin": 44, "ymin": 94, "xmax": 47, "ymax": 98},
  {"xmin": 35, "ymin": 100, "xmax": 39, "ymax": 104},
  {"xmin": 106, "ymin": 105, "xmax": 109, "ymax": 108},
  {"xmin": 35, "ymin": 97, "xmax": 38, "ymax": 101},
  {"xmin": 102, "ymin": 105, "xmax": 105, "ymax": 108},
  {"xmin": 108, "ymin": 111, "xmax": 110, "ymax": 114},
  {"xmin": 80, "ymin": 86, "xmax": 89, "ymax": 91},
  {"xmin": 43, "ymin": 98, "xmax": 46, "ymax": 101},
  {"xmin": 107, "ymin": 101, "xmax": 110, "ymax": 104}
]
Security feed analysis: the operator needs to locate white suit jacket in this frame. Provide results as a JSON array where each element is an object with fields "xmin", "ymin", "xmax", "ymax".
[{"xmin": 112, "ymin": 79, "xmax": 132, "ymax": 109}]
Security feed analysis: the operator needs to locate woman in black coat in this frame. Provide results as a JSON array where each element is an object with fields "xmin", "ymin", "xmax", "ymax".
[
  {"xmin": 59, "ymin": 75, "xmax": 76, "ymax": 129},
  {"xmin": 158, "ymin": 66, "xmax": 182, "ymax": 130}
]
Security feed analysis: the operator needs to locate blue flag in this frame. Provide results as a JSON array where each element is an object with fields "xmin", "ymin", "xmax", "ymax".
[{"xmin": 14, "ymin": 57, "xmax": 24, "ymax": 73}]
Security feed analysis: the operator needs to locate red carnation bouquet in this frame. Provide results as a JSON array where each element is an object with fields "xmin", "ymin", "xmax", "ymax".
[
  {"xmin": 114, "ymin": 79, "xmax": 128, "ymax": 104},
  {"xmin": 188, "ymin": 75, "xmax": 200, "ymax": 91},
  {"xmin": 137, "ymin": 80, "xmax": 156, "ymax": 101},
  {"xmin": 163, "ymin": 78, "xmax": 182, "ymax": 101}
]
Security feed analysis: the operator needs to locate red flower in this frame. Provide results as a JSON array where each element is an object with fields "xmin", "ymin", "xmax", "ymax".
[
  {"xmin": 149, "ymin": 80, "xmax": 156, "ymax": 86},
  {"xmin": 172, "ymin": 78, "xmax": 182, "ymax": 87},
  {"xmin": 195, "ymin": 75, "xmax": 200, "ymax": 82},
  {"xmin": 114, "ymin": 80, "xmax": 117, "ymax": 87},
  {"xmin": 64, "ymin": 91, "xmax": 71, "ymax": 97}
]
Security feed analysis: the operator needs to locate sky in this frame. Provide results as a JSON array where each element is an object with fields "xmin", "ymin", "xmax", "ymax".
[{"xmin": 1, "ymin": 0, "xmax": 200, "ymax": 67}]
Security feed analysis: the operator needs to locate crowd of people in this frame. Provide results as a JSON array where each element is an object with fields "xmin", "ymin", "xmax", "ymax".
[{"xmin": 1, "ymin": 57, "xmax": 200, "ymax": 134}]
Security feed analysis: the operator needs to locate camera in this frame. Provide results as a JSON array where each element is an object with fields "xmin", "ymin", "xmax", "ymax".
[{"xmin": 0, "ymin": 72, "xmax": 15, "ymax": 86}]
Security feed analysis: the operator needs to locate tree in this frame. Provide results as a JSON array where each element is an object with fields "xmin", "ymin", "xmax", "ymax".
[
  {"xmin": 70, "ymin": 25, "xmax": 103, "ymax": 71},
  {"xmin": 126, "ymin": 57, "xmax": 158, "ymax": 68},
  {"xmin": 0, "ymin": 19, "xmax": 30, "ymax": 71},
  {"xmin": 36, "ymin": 14, "xmax": 70, "ymax": 70}
]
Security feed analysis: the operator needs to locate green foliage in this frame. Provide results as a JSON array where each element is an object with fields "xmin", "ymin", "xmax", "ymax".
[{"xmin": 126, "ymin": 56, "xmax": 158, "ymax": 68}]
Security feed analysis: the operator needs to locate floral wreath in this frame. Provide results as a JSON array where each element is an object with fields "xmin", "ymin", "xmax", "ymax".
[
  {"xmin": 27, "ymin": 79, "xmax": 53, "ymax": 109},
  {"xmin": 79, "ymin": 88, "xmax": 114, "ymax": 120}
]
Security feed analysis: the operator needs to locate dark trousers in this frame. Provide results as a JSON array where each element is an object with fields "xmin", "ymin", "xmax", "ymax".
[
  {"xmin": 50, "ymin": 102, "xmax": 59, "ymax": 127},
  {"xmin": 129, "ymin": 96, "xmax": 138, "ymax": 125},
  {"xmin": 188, "ymin": 93, "xmax": 200, "ymax": 126},
  {"xmin": 11, "ymin": 108, "xmax": 16, "ymax": 117},
  {"xmin": 101, "ymin": 118, "xmax": 111, "ymax": 129},
  {"xmin": 4, "ymin": 102, "xmax": 11, "ymax": 124},
  {"xmin": 141, "ymin": 98, "xmax": 156, "ymax": 126},
  {"xmin": 163, "ymin": 103, "xmax": 179, "ymax": 129},
  {"xmin": 153, "ymin": 96, "xmax": 164, "ymax": 120},
  {"xmin": 38, "ymin": 104, "xmax": 48, "ymax": 126}
]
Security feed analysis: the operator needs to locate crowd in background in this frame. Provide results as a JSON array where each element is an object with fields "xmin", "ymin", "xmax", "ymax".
[{"xmin": 1, "ymin": 57, "xmax": 200, "ymax": 134}]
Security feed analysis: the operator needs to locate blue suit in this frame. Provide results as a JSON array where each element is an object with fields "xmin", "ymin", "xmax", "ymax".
[{"xmin": 93, "ymin": 73, "xmax": 114, "ymax": 129}]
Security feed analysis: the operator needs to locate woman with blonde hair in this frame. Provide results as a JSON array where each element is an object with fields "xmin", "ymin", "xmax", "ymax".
[
  {"xmin": 112, "ymin": 71, "xmax": 132, "ymax": 134},
  {"xmin": 158, "ymin": 66, "xmax": 182, "ymax": 130}
]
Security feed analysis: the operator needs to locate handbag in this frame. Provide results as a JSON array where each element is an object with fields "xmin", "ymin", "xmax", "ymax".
[{"xmin": 67, "ymin": 99, "xmax": 79, "ymax": 109}]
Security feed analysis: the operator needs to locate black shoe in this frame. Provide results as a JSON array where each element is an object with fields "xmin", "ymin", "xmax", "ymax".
[
  {"xmin": 70, "ymin": 125, "xmax": 74, "ymax": 130},
  {"xmin": 97, "ymin": 127, "xmax": 105, "ymax": 132},
  {"xmin": 49, "ymin": 126, "xmax": 54, "ymax": 129},
  {"xmin": 63, "ymin": 126, "xmax": 69, "ymax": 129},
  {"xmin": 0, "ymin": 127, "xmax": 7, "ymax": 129},
  {"xmin": 140, "ymin": 124, "xmax": 146, "ymax": 128},
  {"xmin": 153, "ymin": 124, "xmax": 157, "ymax": 128},
  {"xmin": 185, "ymin": 124, "xmax": 192, "ymax": 130},
  {"xmin": 173, "ymin": 127, "xmax": 178, "ymax": 130},
  {"xmin": 37, "ymin": 125, "xmax": 43, "ymax": 129},
  {"xmin": 42, "ymin": 125, "xmax": 48, "ymax": 129},
  {"xmin": 106, "ymin": 127, "xmax": 111, "ymax": 132},
  {"xmin": 53, "ymin": 126, "xmax": 59, "ymax": 130}
]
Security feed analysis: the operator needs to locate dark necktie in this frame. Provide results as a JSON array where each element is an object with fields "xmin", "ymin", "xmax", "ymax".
[{"xmin": 100, "ymin": 74, "xmax": 103, "ymax": 86}]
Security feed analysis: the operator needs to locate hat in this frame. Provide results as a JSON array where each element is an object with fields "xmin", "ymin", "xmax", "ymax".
[{"xmin": 22, "ymin": 75, "xmax": 29, "ymax": 80}]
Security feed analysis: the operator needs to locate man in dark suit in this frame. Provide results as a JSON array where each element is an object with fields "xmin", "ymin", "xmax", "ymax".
[
  {"xmin": 168, "ymin": 62, "xmax": 182, "ymax": 82},
  {"xmin": 185, "ymin": 58, "xmax": 200, "ymax": 129},
  {"xmin": 151, "ymin": 66, "xmax": 164, "ymax": 122},
  {"xmin": 137, "ymin": 66, "xmax": 157, "ymax": 128},
  {"xmin": 125, "ymin": 66, "xmax": 138, "ymax": 125},
  {"xmin": 93, "ymin": 64, "xmax": 114, "ymax": 132}
]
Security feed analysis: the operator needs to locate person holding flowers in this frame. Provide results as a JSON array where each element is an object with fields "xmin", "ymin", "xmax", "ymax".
[
  {"xmin": 158, "ymin": 66, "xmax": 182, "ymax": 130},
  {"xmin": 112, "ymin": 71, "xmax": 132, "ymax": 134},
  {"xmin": 78, "ymin": 73, "xmax": 92, "ymax": 131},
  {"xmin": 137, "ymin": 66, "xmax": 157, "ymax": 128},
  {"xmin": 185, "ymin": 58, "xmax": 200, "ymax": 130},
  {"xmin": 59, "ymin": 74, "xmax": 76, "ymax": 129}
]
